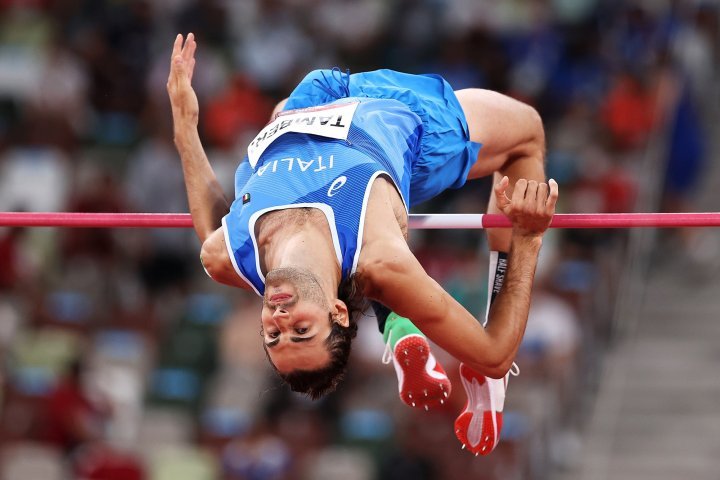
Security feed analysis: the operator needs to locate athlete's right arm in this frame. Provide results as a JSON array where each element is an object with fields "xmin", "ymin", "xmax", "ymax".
[
  {"xmin": 367, "ymin": 177, "xmax": 558, "ymax": 378},
  {"xmin": 167, "ymin": 33, "xmax": 229, "ymax": 242}
]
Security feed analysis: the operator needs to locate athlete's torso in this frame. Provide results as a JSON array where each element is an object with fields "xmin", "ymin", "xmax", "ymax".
[{"xmin": 222, "ymin": 97, "xmax": 422, "ymax": 295}]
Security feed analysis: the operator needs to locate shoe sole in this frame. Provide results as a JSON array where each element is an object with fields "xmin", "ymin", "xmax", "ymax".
[
  {"xmin": 454, "ymin": 363, "xmax": 505, "ymax": 456},
  {"xmin": 394, "ymin": 335, "xmax": 451, "ymax": 411}
]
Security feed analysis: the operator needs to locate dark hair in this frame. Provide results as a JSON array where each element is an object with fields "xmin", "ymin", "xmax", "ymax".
[{"xmin": 269, "ymin": 274, "xmax": 365, "ymax": 400}]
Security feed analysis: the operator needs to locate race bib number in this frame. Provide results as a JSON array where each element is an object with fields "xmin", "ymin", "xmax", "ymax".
[{"xmin": 247, "ymin": 102, "xmax": 359, "ymax": 168}]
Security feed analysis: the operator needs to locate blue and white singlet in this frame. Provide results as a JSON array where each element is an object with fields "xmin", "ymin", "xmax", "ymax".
[{"xmin": 222, "ymin": 98, "xmax": 422, "ymax": 295}]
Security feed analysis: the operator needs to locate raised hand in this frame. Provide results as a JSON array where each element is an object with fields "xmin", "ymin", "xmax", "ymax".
[
  {"xmin": 494, "ymin": 176, "xmax": 558, "ymax": 237},
  {"xmin": 167, "ymin": 33, "xmax": 199, "ymax": 129}
]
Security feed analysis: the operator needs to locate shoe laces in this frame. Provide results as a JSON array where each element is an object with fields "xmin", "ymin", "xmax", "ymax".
[{"xmin": 382, "ymin": 336, "xmax": 393, "ymax": 365}]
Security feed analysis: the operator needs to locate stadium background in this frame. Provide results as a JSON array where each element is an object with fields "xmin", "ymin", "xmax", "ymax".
[{"xmin": 0, "ymin": 1, "xmax": 717, "ymax": 479}]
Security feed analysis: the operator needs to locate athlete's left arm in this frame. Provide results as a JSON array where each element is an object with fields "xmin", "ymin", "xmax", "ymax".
[{"xmin": 167, "ymin": 33, "xmax": 229, "ymax": 242}]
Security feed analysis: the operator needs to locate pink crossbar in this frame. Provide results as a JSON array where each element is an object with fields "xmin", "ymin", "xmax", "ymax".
[{"xmin": 0, "ymin": 212, "xmax": 719, "ymax": 229}]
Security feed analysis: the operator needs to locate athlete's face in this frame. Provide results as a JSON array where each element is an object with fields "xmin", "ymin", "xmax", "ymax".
[{"xmin": 261, "ymin": 268, "xmax": 336, "ymax": 373}]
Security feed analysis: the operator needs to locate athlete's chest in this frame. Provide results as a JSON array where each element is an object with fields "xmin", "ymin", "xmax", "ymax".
[{"xmin": 253, "ymin": 176, "xmax": 407, "ymax": 247}]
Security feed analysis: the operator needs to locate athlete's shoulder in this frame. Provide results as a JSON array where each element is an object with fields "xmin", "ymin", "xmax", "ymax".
[{"xmin": 200, "ymin": 227, "xmax": 255, "ymax": 292}]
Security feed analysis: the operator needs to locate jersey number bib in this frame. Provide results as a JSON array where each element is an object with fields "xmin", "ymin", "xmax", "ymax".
[{"xmin": 247, "ymin": 102, "xmax": 359, "ymax": 168}]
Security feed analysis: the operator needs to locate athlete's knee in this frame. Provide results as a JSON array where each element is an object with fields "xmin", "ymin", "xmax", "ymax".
[
  {"xmin": 524, "ymin": 104, "xmax": 545, "ymax": 151},
  {"xmin": 504, "ymin": 102, "xmax": 545, "ymax": 170}
]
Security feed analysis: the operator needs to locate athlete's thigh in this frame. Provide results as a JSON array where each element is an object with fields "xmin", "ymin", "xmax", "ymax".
[{"xmin": 454, "ymin": 88, "xmax": 538, "ymax": 180}]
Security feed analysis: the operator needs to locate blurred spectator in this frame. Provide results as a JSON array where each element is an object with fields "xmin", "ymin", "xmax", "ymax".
[
  {"xmin": 0, "ymin": 117, "xmax": 71, "ymax": 213},
  {"xmin": 663, "ymin": 82, "xmax": 706, "ymax": 213},
  {"xmin": 124, "ymin": 104, "xmax": 197, "ymax": 294},
  {"xmin": 176, "ymin": 0, "xmax": 230, "ymax": 50},
  {"xmin": 520, "ymin": 287, "xmax": 581, "ymax": 369},
  {"xmin": 29, "ymin": 34, "xmax": 90, "ymax": 140},
  {"xmin": 203, "ymin": 75, "xmax": 273, "ymax": 149},
  {"xmin": 669, "ymin": 2, "xmax": 718, "ymax": 99},
  {"xmin": 0, "ymin": 296, "xmax": 22, "ymax": 355},
  {"xmin": 236, "ymin": 0, "xmax": 316, "ymax": 94},
  {"xmin": 73, "ymin": 443, "xmax": 145, "ymax": 480},
  {"xmin": 601, "ymin": 71, "xmax": 658, "ymax": 151},
  {"xmin": 62, "ymin": 168, "xmax": 126, "ymax": 261},
  {"xmin": 0, "ymin": 227, "xmax": 22, "ymax": 289},
  {"xmin": 221, "ymin": 432, "xmax": 292, "ymax": 480},
  {"xmin": 42, "ymin": 358, "xmax": 112, "ymax": 454}
]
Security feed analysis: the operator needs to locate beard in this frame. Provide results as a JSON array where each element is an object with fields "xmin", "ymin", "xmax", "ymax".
[{"xmin": 265, "ymin": 267, "xmax": 329, "ymax": 309}]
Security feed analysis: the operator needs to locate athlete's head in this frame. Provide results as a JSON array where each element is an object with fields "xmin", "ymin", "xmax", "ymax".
[{"xmin": 261, "ymin": 267, "xmax": 361, "ymax": 399}]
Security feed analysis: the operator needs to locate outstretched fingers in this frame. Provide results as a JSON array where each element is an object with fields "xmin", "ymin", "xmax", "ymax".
[
  {"xmin": 182, "ymin": 33, "xmax": 197, "ymax": 82},
  {"xmin": 167, "ymin": 34, "xmax": 201, "ymax": 128},
  {"xmin": 168, "ymin": 35, "xmax": 185, "ymax": 89},
  {"xmin": 171, "ymin": 33, "xmax": 183, "ymax": 60},
  {"xmin": 182, "ymin": 33, "xmax": 195, "ymax": 62},
  {"xmin": 169, "ymin": 34, "xmax": 197, "ymax": 86}
]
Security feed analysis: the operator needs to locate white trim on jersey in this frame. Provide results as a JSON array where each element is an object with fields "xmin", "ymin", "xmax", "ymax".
[
  {"xmin": 221, "ymin": 217, "xmax": 261, "ymax": 296},
  {"xmin": 246, "ymin": 203, "xmax": 344, "ymax": 287},
  {"xmin": 248, "ymin": 102, "xmax": 360, "ymax": 168},
  {"xmin": 351, "ymin": 170, "xmax": 407, "ymax": 276}
]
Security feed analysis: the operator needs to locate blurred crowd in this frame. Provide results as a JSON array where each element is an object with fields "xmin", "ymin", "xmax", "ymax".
[{"xmin": 0, "ymin": 0, "xmax": 717, "ymax": 479}]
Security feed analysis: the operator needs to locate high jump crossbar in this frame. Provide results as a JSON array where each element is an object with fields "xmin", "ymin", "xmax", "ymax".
[{"xmin": 0, "ymin": 212, "xmax": 719, "ymax": 229}]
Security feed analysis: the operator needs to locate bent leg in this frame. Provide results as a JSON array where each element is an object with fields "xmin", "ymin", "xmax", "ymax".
[
  {"xmin": 454, "ymin": 89, "xmax": 546, "ymax": 252},
  {"xmin": 452, "ymin": 89, "xmax": 544, "ymax": 455},
  {"xmin": 373, "ymin": 303, "xmax": 452, "ymax": 410}
]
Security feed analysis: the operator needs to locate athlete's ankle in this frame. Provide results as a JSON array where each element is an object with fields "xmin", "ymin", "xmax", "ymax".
[{"xmin": 383, "ymin": 312, "xmax": 425, "ymax": 349}]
